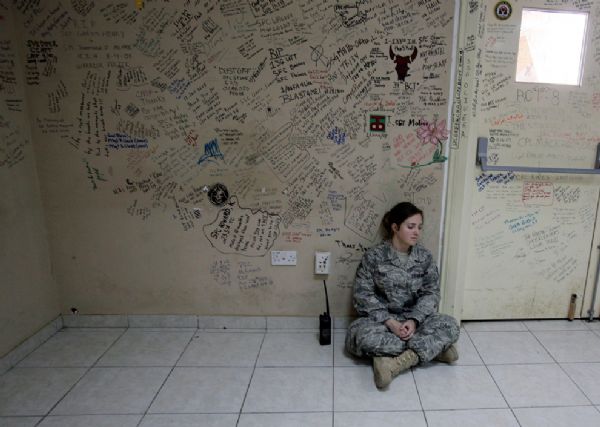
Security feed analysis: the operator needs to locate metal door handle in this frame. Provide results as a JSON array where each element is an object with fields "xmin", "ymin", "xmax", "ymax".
[{"xmin": 476, "ymin": 137, "xmax": 600, "ymax": 174}]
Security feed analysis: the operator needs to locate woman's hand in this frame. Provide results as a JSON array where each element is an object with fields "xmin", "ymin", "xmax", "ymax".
[{"xmin": 385, "ymin": 318, "xmax": 417, "ymax": 341}]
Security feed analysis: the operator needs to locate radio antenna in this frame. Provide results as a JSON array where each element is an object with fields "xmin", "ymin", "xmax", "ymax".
[{"xmin": 323, "ymin": 280, "xmax": 330, "ymax": 316}]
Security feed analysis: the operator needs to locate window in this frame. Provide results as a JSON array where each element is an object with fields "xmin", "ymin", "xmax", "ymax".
[{"xmin": 516, "ymin": 9, "xmax": 587, "ymax": 85}]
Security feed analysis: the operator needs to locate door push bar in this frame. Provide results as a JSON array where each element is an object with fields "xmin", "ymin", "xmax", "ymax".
[{"xmin": 476, "ymin": 137, "xmax": 600, "ymax": 174}]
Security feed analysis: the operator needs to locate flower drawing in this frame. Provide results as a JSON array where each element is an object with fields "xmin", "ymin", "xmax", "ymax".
[{"xmin": 416, "ymin": 118, "xmax": 448, "ymax": 164}]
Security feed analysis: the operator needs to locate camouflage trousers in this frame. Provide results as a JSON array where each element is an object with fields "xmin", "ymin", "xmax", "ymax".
[{"xmin": 345, "ymin": 313, "xmax": 460, "ymax": 363}]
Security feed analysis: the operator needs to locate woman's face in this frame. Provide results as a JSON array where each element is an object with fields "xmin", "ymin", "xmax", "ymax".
[{"xmin": 391, "ymin": 213, "xmax": 423, "ymax": 252}]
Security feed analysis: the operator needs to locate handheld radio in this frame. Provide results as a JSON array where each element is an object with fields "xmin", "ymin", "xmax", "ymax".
[{"xmin": 319, "ymin": 280, "xmax": 331, "ymax": 345}]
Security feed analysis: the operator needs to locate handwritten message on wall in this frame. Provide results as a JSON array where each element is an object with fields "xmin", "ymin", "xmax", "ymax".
[{"xmin": 6, "ymin": 0, "xmax": 456, "ymax": 314}]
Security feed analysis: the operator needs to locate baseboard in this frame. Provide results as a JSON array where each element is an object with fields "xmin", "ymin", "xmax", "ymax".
[
  {"xmin": 0, "ymin": 316, "xmax": 63, "ymax": 376},
  {"xmin": 0, "ymin": 314, "xmax": 356, "ymax": 376},
  {"xmin": 60, "ymin": 314, "xmax": 355, "ymax": 330}
]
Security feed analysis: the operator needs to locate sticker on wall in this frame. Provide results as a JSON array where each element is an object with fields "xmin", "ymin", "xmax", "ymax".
[
  {"xmin": 522, "ymin": 181, "xmax": 554, "ymax": 206},
  {"xmin": 475, "ymin": 171, "xmax": 516, "ymax": 192},
  {"xmin": 389, "ymin": 46, "xmax": 417, "ymax": 81},
  {"xmin": 494, "ymin": 1, "xmax": 512, "ymax": 20},
  {"xmin": 208, "ymin": 183, "xmax": 230, "ymax": 206},
  {"xmin": 105, "ymin": 133, "xmax": 148, "ymax": 149},
  {"xmin": 369, "ymin": 114, "xmax": 386, "ymax": 133}
]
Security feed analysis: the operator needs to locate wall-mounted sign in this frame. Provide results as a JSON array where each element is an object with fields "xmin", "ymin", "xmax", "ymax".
[{"xmin": 494, "ymin": 1, "xmax": 512, "ymax": 20}]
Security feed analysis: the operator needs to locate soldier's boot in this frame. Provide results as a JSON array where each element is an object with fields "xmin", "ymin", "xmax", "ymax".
[
  {"xmin": 373, "ymin": 349, "xmax": 419, "ymax": 389},
  {"xmin": 435, "ymin": 344, "xmax": 459, "ymax": 363}
]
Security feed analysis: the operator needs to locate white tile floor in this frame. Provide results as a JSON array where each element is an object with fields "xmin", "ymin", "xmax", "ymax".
[{"xmin": 2, "ymin": 320, "xmax": 600, "ymax": 426}]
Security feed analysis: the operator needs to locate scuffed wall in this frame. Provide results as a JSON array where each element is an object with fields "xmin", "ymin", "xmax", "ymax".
[
  {"xmin": 0, "ymin": 2, "xmax": 59, "ymax": 357},
  {"xmin": 12, "ymin": 0, "xmax": 456, "ymax": 316}
]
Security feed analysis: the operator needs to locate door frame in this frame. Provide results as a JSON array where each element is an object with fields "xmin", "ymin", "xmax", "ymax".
[
  {"xmin": 440, "ymin": 0, "xmax": 478, "ymax": 323},
  {"xmin": 440, "ymin": 0, "xmax": 600, "ymax": 322}
]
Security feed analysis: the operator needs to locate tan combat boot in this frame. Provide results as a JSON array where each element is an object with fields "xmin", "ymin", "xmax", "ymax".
[
  {"xmin": 373, "ymin": 349, "xmax": 419, "ymax": 389},
  {"xmin": 435, "ymin": 344, "xmax": 459, "ymax": 363}
]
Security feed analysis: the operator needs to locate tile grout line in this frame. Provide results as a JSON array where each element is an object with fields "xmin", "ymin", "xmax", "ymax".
[
  {"xmin": 410, "ymin": 367, "xmax": 428, "ymax": 427},
  {"xmin": 467, "ymin": 328, "xmax": 554, "ymax": 365},
  {"xmin": 11, "ymin": 320, "xmax": 600, "ymax": 425},
  {"xmin": 416, "ymin": 404, "xmax": 596, "ymax": 411},
  {"xmin": 34, "ymin": 327, "xmax": 129, "ymax": 427},
  {"xmin": 527, "ymin": 325, "xmax": 597, "ymax": 408},
  {"xmin": 235, "ymin": 330, "xmax": 267, "ymax": 427},
  {"xmin": 470, "ymin": 322, "xmax": 600, "ymax": 410},
  {"xmin": 134, "ymin": 327, "xmax": 200, "ymax": 427},
  {"xmin": 503, "ymin": 404, "xmax": 600, "ymax": 410},
  {"xmin": 331, "ymin": 332, "xmax": 336, "ymax": 427},
  {"xmin": 463, "ymin": 328, "xmax": 524, "ymax": 427},
  {"xmin": 3, "ymin": 316, "xmax": 63, "ymax": 376},
  {"xmin": 286, "ymin": 407, "xmax": 544, "ymax": 413}
]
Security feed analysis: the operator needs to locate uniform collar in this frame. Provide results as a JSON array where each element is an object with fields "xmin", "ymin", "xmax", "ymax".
[{"xmin": 382, "ymin": 240, "xmax": 422, "ymax": 268}]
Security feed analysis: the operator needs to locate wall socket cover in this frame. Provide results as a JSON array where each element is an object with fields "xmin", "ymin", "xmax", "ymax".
[
  {"xmin": 315, "ymin": 251, "xmax": 331, "ymax": 274},
  {"xmin": 271, "ymin": 250, "xmax": 297, "ymax": 265}
]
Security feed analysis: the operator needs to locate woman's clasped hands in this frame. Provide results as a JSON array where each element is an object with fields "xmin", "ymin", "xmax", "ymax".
[{"xmin": 384, "ymin": 318, "xmax": 417, "ymax": 341}]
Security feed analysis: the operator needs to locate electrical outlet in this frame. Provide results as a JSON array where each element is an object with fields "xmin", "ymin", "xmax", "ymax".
[
  {"xmin": 271, "ymin": 250, "xmax": 297, "ymax": 265},
  {"xmin": 315, "ymin": 251, "xmax": 331, "ymax": 274}
]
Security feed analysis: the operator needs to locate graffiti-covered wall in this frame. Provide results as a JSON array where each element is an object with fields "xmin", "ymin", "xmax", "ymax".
[{"xmin": 8, "ymin": 0, "xmax": 456, "ymax": 316}]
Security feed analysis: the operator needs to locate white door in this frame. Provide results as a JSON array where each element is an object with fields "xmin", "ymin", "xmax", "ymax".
[{"xmin": 455, "ymin": 0, "xmax": 600, "ymax": 319}]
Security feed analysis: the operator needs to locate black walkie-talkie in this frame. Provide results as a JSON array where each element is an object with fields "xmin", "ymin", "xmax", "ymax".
[{"xmin": 319, "ymin": 280, "xmax": 331, "ymax": 345}]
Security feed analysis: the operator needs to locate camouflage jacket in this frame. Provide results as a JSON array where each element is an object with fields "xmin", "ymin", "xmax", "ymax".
[{"xmin": 353, "ymin": 241, "xmax": 440, "ymax": 325}]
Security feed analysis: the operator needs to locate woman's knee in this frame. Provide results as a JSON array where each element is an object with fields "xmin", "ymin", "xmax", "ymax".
[
  {"xmin": 437, "ymin": 313, "xmax": 460, "ymax": 339},
  {"xmin": 346, "ymin": 319, "xmax": 378, "ymax": 354},
  {"xmin": 353, "ymin": 324, "xmax": 381, "ymax": 350},
  {"xmin": 346, "ymin": 320, "xmax": 399, "ymax": 356}
]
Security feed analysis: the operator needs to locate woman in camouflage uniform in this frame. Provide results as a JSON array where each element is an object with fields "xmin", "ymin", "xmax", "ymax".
[{"xmin": 345, "ymin": 202, "xmax": 460, "ymax": 389}]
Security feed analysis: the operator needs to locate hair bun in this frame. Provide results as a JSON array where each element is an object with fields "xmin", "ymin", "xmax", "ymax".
[{"xmin": 380, "ymin": 202, "xmax": 423, "ymax": 240}]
